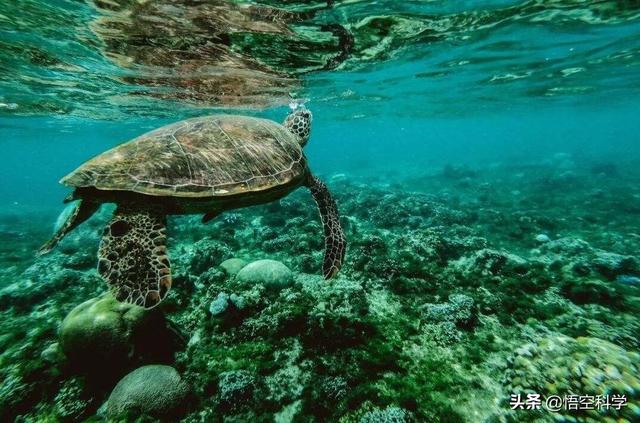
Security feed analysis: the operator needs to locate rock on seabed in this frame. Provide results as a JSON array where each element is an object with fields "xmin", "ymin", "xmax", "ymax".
[
  {"xmin": 236, "ymin": 259, "xmax": 294, "ymax": 290},
  {"xmin": 106, "ymin": 365, "xmax": 190, "ymax": 420}
]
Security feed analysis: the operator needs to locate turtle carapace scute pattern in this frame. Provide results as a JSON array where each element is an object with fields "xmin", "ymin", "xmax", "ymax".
[
  {"xmin": 61, "ymin": 115, "xmax": 307, "ymax": 198},
  {"xmin": 40, "ymin": 109, "xmax": 346, "ymax": 309}
]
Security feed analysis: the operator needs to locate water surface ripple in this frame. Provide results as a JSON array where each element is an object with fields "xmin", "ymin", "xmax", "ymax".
[{"xmin": 0, "ymin": 0, "xmax": 639, "ymax": 119}]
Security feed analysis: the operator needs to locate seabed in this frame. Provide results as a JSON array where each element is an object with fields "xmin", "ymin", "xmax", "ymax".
[{"xmin": 1, "ymin": 158, "xmax": 639, "ymax": 422}]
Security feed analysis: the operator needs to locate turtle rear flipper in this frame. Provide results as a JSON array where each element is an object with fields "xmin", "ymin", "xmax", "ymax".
[
  {"xmin": 38, "ymin": 199, "xmax": 100, "ymax": 256},
  {"xmin": 307, "ymin": 175, "xmax": 346, "ymax": 278},
  {"xmin": 98, "ymin": 206, "xmax": 171, "ymax": 309}
]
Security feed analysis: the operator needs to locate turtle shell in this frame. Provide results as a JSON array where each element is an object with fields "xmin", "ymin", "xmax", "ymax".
[{"xmin": 62, "ymin": 115, "xmax": 307, "ymax": 197}]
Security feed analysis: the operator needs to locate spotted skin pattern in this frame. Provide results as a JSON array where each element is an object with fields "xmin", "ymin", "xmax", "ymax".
[
  {"xmin": 308, "ymin": 175, "xmax": 346, "ymax": 278},
  {"xmin": 284, "ymin": 109, "xmax": 312, "ymax": 144},
  {"xmin": 98, "ymin": 206, "xmax": 170, "ymax": 309}
]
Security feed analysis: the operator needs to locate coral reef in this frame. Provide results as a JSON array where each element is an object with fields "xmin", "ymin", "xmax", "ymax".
[
  {"xmin": 503, "ymin": 335, "xmax": 640, "ymax": 421},
  {"xmin": 1, "ymin": 159, "xmax": 639, "ymax": 421},
  {"xmin": 59, "ymin": 293, "xmax": 177, "ymax": 378},
  {"xmin": 106, "ymin": 365, "xmax": 191, "ymax": 420},
  {"xmin": 220, "ymin": 258, "xmax": 248, "ymax": 277},
  {"xmin": 361, "ymin": 406, "xmax": 412, "ymax": 423},
  {"xmin": 236, "ymin": 259, "xmax": 294, "ymax": 290}
]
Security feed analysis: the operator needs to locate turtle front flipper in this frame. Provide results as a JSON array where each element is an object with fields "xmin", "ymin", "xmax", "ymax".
[
  {"xmin": 98, "ymin": 205, "xmax": 171, "ymax": 309},
  {"xmin": 307, "ymin": 175, "xmax": 346, "ymax": 278},
  {"xmin": 38, "ymin": 199, "xmax": 100, "ymax": 256}
]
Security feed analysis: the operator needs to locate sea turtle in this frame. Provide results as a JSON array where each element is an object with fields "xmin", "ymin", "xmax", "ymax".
[{"xmin": 39, "ymin": 108, "xmax": 346, "ymax": 309}]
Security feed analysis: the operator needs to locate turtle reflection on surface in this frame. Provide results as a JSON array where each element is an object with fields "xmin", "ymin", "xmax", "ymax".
[{"xmin": 90, "ymin": 0, "xmax": 339, "ymax": 108}]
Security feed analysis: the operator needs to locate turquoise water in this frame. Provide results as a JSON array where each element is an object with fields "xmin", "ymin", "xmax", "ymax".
[
  {"xmin": 2, "ymin": 1, "xmax": 639, "ymax": 209},
  {"xmin": 1, "ymin": 1, "xmax": 640, "ymax": 422}
]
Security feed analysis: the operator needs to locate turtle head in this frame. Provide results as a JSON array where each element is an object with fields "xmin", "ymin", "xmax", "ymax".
[{"xmin": 284, "ymin": 108, "xmax": 312, "ymax": 147}]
